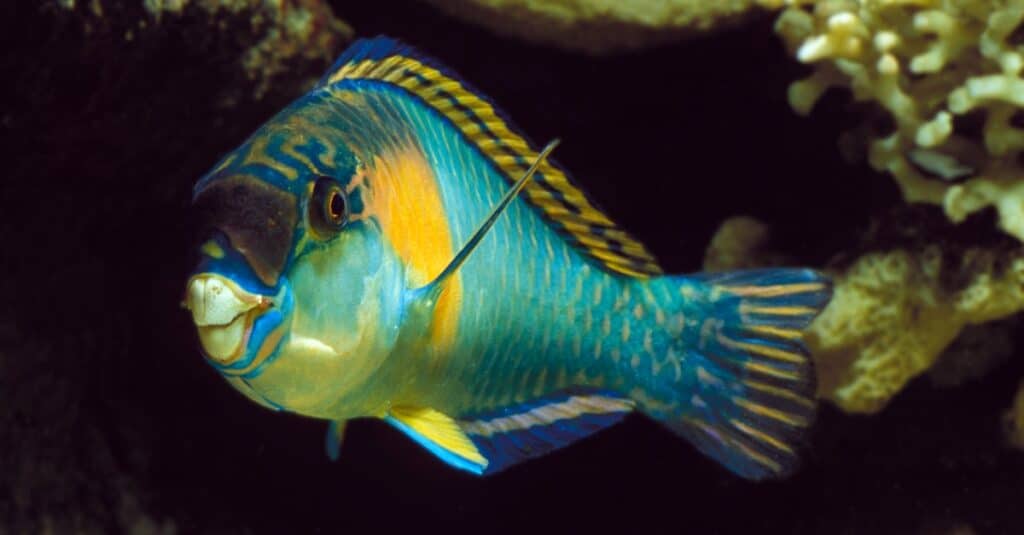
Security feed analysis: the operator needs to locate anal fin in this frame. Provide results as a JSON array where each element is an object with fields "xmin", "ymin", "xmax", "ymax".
[
  {"xmin": 386, "ymin": 390, "xmax": 636, "ymax": 476},
  {"xmin": 460, "ymin": 389, "xmax": 635, "ymax": 475}
]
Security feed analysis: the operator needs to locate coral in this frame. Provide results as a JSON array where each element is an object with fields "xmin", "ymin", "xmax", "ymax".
[
  {"xmin": 770, "ymin": 0, "xmax": 1024, "ymax": 243},
  {"xmin": 807, "ymin": 245, "xmax": 1024, "ymax": 413},
  {"xmin": 420, "ymin": 0, "xmax": 774, "ymax": 54},
  {"xmin": 702, "ymin": 216, "xmax": 794, "ymax": 271}
]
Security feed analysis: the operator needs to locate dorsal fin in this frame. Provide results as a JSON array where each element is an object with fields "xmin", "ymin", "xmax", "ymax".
[{"xmin": 315, "ymin": 36, "xmax": 663, "ymax": 278}]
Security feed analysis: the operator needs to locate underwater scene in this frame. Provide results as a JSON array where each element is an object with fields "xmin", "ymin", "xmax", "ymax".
[{"xmin": 3, "ymin": 0, "xmax": 1024, "ymax": 533}]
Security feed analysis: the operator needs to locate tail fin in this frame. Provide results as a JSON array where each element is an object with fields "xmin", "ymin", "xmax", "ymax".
[{"xmin": 644, "ymin": 268, "xmax": 831, "ymax": 480}]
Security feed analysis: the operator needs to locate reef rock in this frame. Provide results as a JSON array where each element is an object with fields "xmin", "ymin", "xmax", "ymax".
[
  {"xmin": 1, "ymin": 1, "xmax": 351, "ymax": 532},
  {"xmin": 55, "ymin": 0, "xmax": 351, "ymax": 99},
  {"xmin": 420, "ymin": 0, "xmax": 775, "ymax": 54}
]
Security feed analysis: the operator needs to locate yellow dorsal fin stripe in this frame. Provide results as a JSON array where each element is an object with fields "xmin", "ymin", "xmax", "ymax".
[{"xmin": 324, "ymin": 56, "xmax": 663, "ymax": 278}]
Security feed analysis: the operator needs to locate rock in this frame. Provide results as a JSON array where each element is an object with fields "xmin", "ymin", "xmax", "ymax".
[{"xmin": 421, "ymin": 0, "xmax": 775, "ymax": 54}]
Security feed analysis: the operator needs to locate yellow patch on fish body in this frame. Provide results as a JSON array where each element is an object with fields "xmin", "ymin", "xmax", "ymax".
[{"xmin": 361, "ymin": 141, "xmax": 462, "ymax": 361}]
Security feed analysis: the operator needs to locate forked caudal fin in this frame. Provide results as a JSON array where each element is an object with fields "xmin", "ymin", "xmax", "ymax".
[{"xmin": 646, "ymin": 268, "xmax": 831, "ymax": 480}]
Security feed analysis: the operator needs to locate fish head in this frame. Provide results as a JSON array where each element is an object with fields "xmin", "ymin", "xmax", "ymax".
[{"xmin": 184, "ymin": 104, "xmax": 407, "ymax": 414}]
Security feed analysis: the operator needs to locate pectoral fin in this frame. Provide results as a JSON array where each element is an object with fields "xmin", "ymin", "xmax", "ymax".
[
  {"xmin": 386, "ymin": 406, "xmax": 488, "ymax": 475},
  {"xmin": 411, "ymin": 139, "xmax": 560, "ymax": 304}
]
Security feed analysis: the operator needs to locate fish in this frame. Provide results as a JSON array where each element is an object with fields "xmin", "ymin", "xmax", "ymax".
[{"xmin": 183, "ymin": 36, "xmax": 832, "ymax": 480}]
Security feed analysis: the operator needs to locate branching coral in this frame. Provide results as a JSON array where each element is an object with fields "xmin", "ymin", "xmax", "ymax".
[{"xmin": 769, "ymin": 0, "xmax": 1024, "ymax": 242}]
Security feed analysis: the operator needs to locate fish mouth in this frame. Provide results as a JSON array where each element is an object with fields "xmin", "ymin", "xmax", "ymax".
[{"xmin": 184, "ymin": 273, "xmax": 273, "ymax": 365}]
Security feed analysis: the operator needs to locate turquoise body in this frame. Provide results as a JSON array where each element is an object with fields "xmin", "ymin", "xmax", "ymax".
[
  {"xmin": 186, "ymin": 37, "xmax": 832, "ymax": 480},
  {"xmin": 383, "ymin": 88, "xmax": 688, "ymax": 414}
]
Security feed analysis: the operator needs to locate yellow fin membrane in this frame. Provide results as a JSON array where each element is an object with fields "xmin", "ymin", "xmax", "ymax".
[
  {"xmin": 386, "ymin": 391, "xmax": 634, "ymax": 476},
  {"xmin": 386, "ymin": 407, "xmax": 488, "ymax": 474}
]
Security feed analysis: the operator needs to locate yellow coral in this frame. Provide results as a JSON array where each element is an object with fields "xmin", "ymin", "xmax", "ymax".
[
  {"xmin": 807, "ymin": 246, "xmax": 1024, "ymax": 413},
  {"xmin": 703, "ymin": 216, "xmax": 1024, "ymax": 413},
  {"xmin": 702, "ymin": 216, "xmax": 789, "ymax": 271},
  {"xmin": 771, "ymin": 0, "xmax": 1024, "ymax": 242}
]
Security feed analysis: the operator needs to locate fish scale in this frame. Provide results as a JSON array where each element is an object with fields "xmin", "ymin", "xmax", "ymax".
[
  {"xmin": 183, "ymin": 36, "xmax": 833, "ymax": 480},
  {"xmin": 395, "ymin": 96, "xmax": 617, "ymax": 411}
]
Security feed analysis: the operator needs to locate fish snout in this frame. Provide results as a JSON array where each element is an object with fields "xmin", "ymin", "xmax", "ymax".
[{"xmin": 184, "ymin": 274, "xmax": 271, "ymax": 365}]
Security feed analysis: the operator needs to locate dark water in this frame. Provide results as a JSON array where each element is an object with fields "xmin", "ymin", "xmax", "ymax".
[{"xmin": 2, "ymin": 1, "xmax": 1023, "ymax": 533}]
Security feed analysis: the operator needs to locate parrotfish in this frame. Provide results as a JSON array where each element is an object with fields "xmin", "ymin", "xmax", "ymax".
[{"xmin": 184, "ymin": 37, "xmax": 832, "ymax": 479}]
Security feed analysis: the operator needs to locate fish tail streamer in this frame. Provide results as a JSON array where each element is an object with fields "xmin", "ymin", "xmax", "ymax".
[{"xmin": 635, "ymin": 268, "xmax": 831, "ymax": 480}]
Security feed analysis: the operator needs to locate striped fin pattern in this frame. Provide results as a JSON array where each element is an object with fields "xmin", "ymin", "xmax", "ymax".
[
  {"xmin": 315, "ymin": 37, "xmax": 663, "ymax": 278},
  {"xmin": 459, "ymin": 389, "xmax": 635, "ymax": 475},
  {"xmin": 672, "ymin": 268, "xmax": 831, "ymax": 479}
]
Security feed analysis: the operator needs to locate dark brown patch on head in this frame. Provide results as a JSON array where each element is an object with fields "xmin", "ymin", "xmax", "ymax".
[{"xmin": 193, "ymin": 175, "xmax": 297, "ymax": 286}]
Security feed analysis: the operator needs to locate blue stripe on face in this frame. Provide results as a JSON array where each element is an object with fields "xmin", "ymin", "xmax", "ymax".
[
  {"xmin": 210, "ymin": 286, "xmax": 293, "ymax": 378},
  {"xmin": 192, "ymin": 234, "xmax": 294, "ymax": 377},
  {"xmin": 193, "ymin": 234, "xmax": 277, "ymax": 295},
  {"xmin": 235, "ymin": 289, "xmax": 294, "ymax": 379}
]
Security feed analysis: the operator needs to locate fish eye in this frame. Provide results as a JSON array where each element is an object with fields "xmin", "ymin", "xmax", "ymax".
[{"xmin": 309, "ymin": 177, "xmax": 348, "ymax": 238}]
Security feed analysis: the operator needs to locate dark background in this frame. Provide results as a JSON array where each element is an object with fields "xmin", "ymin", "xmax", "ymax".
[{"xmin": 2, "ymin": 1, "xmax": 1023, "ymax": 533}]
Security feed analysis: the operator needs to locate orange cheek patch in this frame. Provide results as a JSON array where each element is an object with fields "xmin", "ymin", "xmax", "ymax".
[{"xmin": 362, "ymin": 142, "xmax": 462, "ymax": 355}]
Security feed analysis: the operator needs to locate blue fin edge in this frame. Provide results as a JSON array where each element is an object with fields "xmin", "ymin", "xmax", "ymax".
[
  {"xmin": 385, "ymin": 416, "xmax": 486, "ymax": 475},
  {"xmin": 462, "ymin": 389, "xmax": 635, "ymax": 475}
]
